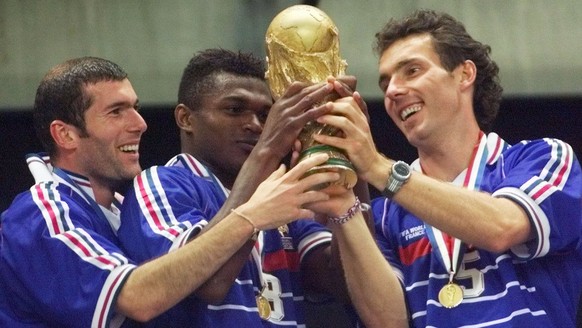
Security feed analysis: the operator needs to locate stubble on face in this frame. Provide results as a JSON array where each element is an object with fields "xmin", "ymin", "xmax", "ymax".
[
  {"xmin": 79, "ymin": 80, "xmax": 145, "ymax": 190},
  {"xmin": 379, "ymin": 34, "xmax": 463, "ymax": 148}
]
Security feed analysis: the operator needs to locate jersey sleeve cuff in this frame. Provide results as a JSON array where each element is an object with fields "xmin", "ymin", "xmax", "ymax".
[
  {"xmin": 93, "ymin": 264, "xmax": 136, "ymax": 328},
  {"xmin": 298, "ymin": 230, "xmax": 332, "ymax": 263},
  {"xmin": 169, "ymin": 219, "xmax": 209, "ymax": 252},
  {"xmin": 492, "ymin": 187, "xmax": 550, "ymax": 260}
]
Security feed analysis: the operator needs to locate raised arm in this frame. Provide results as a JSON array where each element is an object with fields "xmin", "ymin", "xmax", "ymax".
[
  {"xmin": 300, "ymin": 79, "xmax": 374, "ymax": 304},
  {"xmin": 307, "ymin": 185, "xmax": 408, "ymax": 327},
  {"xmin": 116, "ymin": 154, "xmax": 339, "ymax": 322},
  {"xmin": 191, "ymin": 80, "xmax": 345, "ymax": 303},
  {"xmin": 312, "ymin": 95, "xmax": 531, "ymax": 252}
]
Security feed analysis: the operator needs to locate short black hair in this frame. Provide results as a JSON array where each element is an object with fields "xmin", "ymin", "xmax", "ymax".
[
  {"xmin": 177, "ymin": 48, "xmax": 266, "ymax": 109},
  {"xmin": 33, "ymin": 57, "xmax": 128, "ymax": 156}
]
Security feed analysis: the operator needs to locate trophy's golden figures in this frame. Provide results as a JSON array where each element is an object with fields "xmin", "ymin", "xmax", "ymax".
[{"xmin": 265, "ymin": 5, "xmax": 357, "ymax": 189}]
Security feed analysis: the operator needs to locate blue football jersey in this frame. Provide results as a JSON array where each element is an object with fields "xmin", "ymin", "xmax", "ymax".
[
  {"xmin": 118, "ymin": 153, "xmax": 332, "ymax": 327},
  {"xmin": 373, "ymin": 135, "xmax": 582, "ymax": 327},
  {"xmin": 0, "ymin": 168, "xmax": 135, "ymax": 328}
]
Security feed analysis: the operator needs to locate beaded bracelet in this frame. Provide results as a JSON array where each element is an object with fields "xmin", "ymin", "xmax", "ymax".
[{"xmin": 327, "ymin": 197, "xmax": 366, "ymax": 225}]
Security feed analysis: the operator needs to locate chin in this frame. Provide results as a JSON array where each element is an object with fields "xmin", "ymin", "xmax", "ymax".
[
  {"xmin": 114, "ymin": 179, "xmax": 134, "ymax": 196},
  {"xmin": 119, "ymin": 166, "xmax": 141, "ymax": 182}
]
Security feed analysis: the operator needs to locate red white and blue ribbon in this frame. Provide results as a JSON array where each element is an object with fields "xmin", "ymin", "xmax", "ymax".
[{"xmin": 424, "ymin": 132, "xmax": 490, "ymax": 279}]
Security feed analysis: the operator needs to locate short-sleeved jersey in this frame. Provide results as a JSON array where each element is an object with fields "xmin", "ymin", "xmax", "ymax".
[
  {"xmin": 373, "ymin": 134, "xmax": 582, "ymax": 327},
  {"xmin": 118, "ymin": 153, "xmax": 332, "ymax": 327},
  {"xmin": 0, "ymin": 167, "xmax": 136, "ymax": 328}
]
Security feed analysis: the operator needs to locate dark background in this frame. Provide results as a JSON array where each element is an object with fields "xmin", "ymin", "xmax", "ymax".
[{"xmin": 1, "ymin": 96, "xmax": 581, "ymax": 212}]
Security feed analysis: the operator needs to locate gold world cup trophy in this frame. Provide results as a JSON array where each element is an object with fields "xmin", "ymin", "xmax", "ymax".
[{"xmin": 265, "ymin": 4, "xmax": 357, "ymax": 189}]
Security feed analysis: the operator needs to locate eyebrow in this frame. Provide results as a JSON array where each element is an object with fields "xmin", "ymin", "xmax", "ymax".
[
  {"xmin": 105, "ymin": 99, "xmax": 140, "ymax": 110},
  {"xmin": 220, "ymin": 94, "xmax": 247, "ymax": 102}
]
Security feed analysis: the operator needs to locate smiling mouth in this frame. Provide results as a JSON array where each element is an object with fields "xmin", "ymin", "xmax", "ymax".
[
  {"xmin": 119, "ymin": 144, "xmax": 139, "ymax": 153},
  {"xmin": 400, "ymin": 105, "xmax": 422, "ymax": 121}
]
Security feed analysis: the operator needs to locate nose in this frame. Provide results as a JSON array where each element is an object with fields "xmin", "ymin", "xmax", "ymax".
[
  {"xmin": 129, "ymin": 109, "xmax": 148, "ymax": 133},
  {"xmin": 385, "ymin": 77, "xmax": 407, "ymax": 101},
  {"xmin": 244, "ymin": 113, "xmax": 263, "ymax": 133}
]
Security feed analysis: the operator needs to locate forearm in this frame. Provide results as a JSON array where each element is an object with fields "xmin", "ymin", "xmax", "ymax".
[
  {"xmin": 116, "ymin": 213, "xmax": 255, "ymax": 322},
  {"xmin": 193, "ymin": 239, "xmax": 255, "ymax": 303},
  {"xmin": 332, "ymin": 213, "xmax": 408, "ymax": 328},
  {"xmin": 191, "ymin": 149, "xmax": 283, "ymax": 300},
  {"xmin": 395, "ymin": 174, "xmax": 530, "ymax": 251},
  {"xmin": 306, "ymin": 179, "xmax": 373, "ymax": 303},
  {"xmin": 367, "ymin": 157, "xmax": 530, "ymax": 251},
  {"xmin": 301, "ymin": 240, "xmax": 351, "ymax": 304}
]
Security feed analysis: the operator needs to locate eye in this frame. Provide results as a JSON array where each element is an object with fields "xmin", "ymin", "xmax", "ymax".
[
  {"xmin": 258, "ymin": 111, "xmax": 269, "ymax": 124},
  {"xmin": 406, "ymin": 65, "xmax": 421, "ymax": 76},
  {"xmin": 225, "ymin": 106, "xmax": 245, "ymax": 114},
  {"xmin": 379, "ymin": 81, "xmax": 388, "ymax": 93}
]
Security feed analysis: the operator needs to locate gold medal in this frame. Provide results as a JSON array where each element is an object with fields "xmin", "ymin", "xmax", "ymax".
[
  {"xmin": 438, "ymin": 282, "xmax": 463, "ymax": 308},
  {"xmin": 256, "ymin": 294, "xmax": 271, "ymax": 320}
]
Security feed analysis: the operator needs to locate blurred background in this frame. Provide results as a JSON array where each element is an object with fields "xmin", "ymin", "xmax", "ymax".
[{"xmin": 1, "ymin": 0, "xmax": 581, "ymax": 211}]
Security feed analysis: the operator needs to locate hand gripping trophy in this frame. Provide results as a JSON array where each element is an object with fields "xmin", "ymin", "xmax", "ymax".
[{"xmin": 265, "ymin": 4, "xmax": 357, "ymax": 189}]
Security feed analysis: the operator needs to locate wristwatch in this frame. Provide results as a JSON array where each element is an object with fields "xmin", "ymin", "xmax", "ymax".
[{"xmin": 382, "ymin": 161, "xmax": 411, "ymax": 198}]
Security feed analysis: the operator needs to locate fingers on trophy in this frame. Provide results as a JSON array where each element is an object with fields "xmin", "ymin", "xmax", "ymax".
[{"xmin": 265, "ymin": 4, "xmax": 357, "ymax": 190}]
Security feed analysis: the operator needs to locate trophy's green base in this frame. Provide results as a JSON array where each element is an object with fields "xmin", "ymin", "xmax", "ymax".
[{"xmin": 299, "ymin": 145, "xmax": 357, "ymax": 190}]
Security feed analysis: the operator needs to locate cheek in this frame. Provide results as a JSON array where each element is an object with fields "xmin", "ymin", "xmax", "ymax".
[{"xmin": 384, "ymin": 101, "xmax": 399, "ymax": 122}]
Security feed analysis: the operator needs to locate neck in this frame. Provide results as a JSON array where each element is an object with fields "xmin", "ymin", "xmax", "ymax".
[
  {"xmin": 184, "ymin": 152, "xmax": 236, "ymax": 190},
  {"xmin": 417, "ymin": 129, "xmax": 482, "ymax": 182},
  {"xmin": 89, "ymin": 180, "xmax": 116, "ymax": 209},
  {"xmin": 54, "ymin": 163, "xmax": 116, "ymax": 209},
  {"xmin": 215, "ymin": 171, "xmax": 235, "ymax": 190}
]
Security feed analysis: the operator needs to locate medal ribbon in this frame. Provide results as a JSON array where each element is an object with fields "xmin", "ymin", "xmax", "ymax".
[{"xmin": 424, "ymin": 132, "xmax": 489, "ymax": 281}]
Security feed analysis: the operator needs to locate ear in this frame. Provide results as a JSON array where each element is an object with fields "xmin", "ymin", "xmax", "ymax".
[
  {"xmin": 175, "ymin": 104, "xmax": 194, "ymax": 133},
  {"xmin": 49, "ymin": 120, "xmax": 79, "ymax": 150},
  {"xmin": 459, "ymin": 60, "xmax": 477, "ymax": 91}
]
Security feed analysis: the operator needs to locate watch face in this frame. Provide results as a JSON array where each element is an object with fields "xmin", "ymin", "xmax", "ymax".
[{"xmin": 394, "ymin": 163, "xmax": 409, "ymax": 176}]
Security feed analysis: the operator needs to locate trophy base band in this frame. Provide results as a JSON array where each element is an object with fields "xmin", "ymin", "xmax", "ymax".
[{"xmin": 299, "ymin": 145, "xmax": 357, "ymax": 190}]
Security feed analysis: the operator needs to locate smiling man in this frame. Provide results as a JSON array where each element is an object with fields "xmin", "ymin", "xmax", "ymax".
[
  {"xmin": 311, "ymin": 9, "xmax": 582, "ymax": 328},
  {"xmin": 0, "ymin": 56, "xmax": 338, "ymax": 327}
]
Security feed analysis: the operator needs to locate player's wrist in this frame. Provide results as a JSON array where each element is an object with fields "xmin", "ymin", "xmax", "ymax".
[
  {"xmin": 327, "ymin": 197, "xmax": 370, "ymax": 225},
  {"xmin": 365, "ymin": 153, "xmax": 394, "ymax": 192},
  {"xmin": 230, "ymin": 208, "xmax": 260, "ymax": 240}
]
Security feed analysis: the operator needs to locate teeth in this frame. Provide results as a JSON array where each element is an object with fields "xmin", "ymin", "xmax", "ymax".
[
  {"xmin": 401, "ymin": 105, "xmax": 421, "ymax": 121},
  {"xmin": 119, "ymin": 144, "xmax": 139, "ymax": 152}
]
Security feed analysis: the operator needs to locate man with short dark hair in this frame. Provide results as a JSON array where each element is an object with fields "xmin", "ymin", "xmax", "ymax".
[
  {"xmin": 312, "ymin": 9, "xmax": 582, "ymax": 327},
  {"xmin": 117, "ymin": 48, "xmax": 363, "ymax": 327}
]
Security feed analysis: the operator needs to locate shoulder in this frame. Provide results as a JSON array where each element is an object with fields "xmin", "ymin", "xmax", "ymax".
[
  {"xmin": 499, "ymin": 138, "xmax": 580, "ymax": 178},
  {"xmin": 502, "ymin": 138, "xmax": 575, "ymax": 161},
  {"xmin": 122, "ymin": 166, "xmax": 221, "ymax": 212},
  {"xmin": 1, "ymin": 182, "xmax": 94, "ymax": 239},
  {"xmin": 133, "ymin": 165, "xmax": 212, "ymax": 190},
  {"xmin": 4, "ymin": 181, "xmax": 81, "ymax": 214},
  {"xmin": 139, "ymin": 164, "xmax": 196, "ymax": 179}
]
